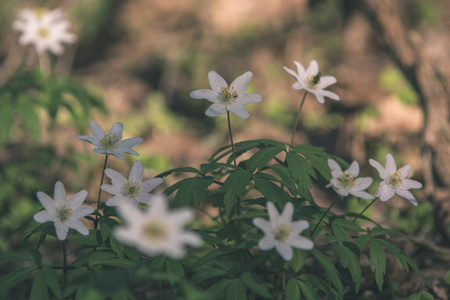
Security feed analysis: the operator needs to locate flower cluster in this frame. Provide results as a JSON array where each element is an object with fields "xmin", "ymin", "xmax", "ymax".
[{"xmin": 13, "ymin": 8, "xmax": 76, "ymax": 55}]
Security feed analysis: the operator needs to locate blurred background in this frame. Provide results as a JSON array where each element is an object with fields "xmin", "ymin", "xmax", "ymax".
[{"xmin": 0, "ymin": 0, "xmax": 449, "ymax": 297}]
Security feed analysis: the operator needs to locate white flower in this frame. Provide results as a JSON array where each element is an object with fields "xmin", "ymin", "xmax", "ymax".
[
  {"xmin": 190, "ymin": 71, "xmax": 264, "ymax": 119},
  {"xmin": 114, "ymin": 196, "xmax": 201, "ymax": 259},
  {"xmin": 369, "ymin": 153, "xmax": 422, "ymax": 205},
  {"xmin": 284, "ymin": 60, "xmax": 339, "ymax": 103},
  {"xmin": 101, "ymin": 160, "xmax": 163, "ymax": 207},
  {"xmin": 13, "ymin": 8, "xmax": 76, "ymax": 55},
  {"xmin": 33, "ymin": 181, "xmax": 94, "ymax": 240},
  {"xmin": 252, "ymin": 202, "xmax": 313, "ymax": 261},
  {"xmin": 327, "ymin": 159, "xmax": 373, "ymax": 200},
  {"xmin": 77, "ymin": 120, "xmax": 143, "ymax": 160}
]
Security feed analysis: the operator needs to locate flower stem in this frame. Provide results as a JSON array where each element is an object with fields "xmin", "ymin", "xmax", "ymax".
[
  {"xmin": 311, "ymin": 198, "xmax": 337, "ymax": 236},
  {"xmin": 352, "ymin": 198, "xmax": 379, "ymax": 223},
  {"xmin": 227, "ymin": 111, "xmax": 237, "ymax": 166},
  {"xmin": 62, "ymin": 240, "xmax": 68, "ymax": 288},
  {"xmin": 289, "ymin": 91, "xmax": 308, "ymax": 150},
  {"xmin": 38, "ymin": 53, "xmax": 51, "ymax": 76},
  {"xmin": 94, "ymin": 155, "xmax": 108, "ymax": 230}
]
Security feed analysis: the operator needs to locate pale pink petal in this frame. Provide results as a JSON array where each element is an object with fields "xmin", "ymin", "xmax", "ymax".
[
  {"xmin": 395, "ymin": 189, "xmax": 418, "ymax": 206},
  {"xmin": 237, "ymin": 93, "xmax": 264, "ymax": 105},
  {"xmin": 346, "ymin": 161, "xmax": 360, "ymax": 177},
  {"xmin": 402, "ymin": 179, "xmax": 422, "ymax": 189},
  {"xmin": 55, "ymin": 222, "xmax": 69, "ymax": 240},
  {"xmin": 294, "ymin": 61, "xmax": 306, "ymax": 79},
  {"xmin": 376, "ymin": 182, "xmax": 395, "ymax": 201},
  {"xmin": 317, "ymin": 76, "xmax": 337, "ymax": 89},
  {"xmin": 291, "ymin": 220, "xmax": 309, "ymax": 234},
  {"xmin": 352, "ymin": 177, "xmax": 373, "ymax": 191},
  {"xmin": 385, "ymin": 154, "xmax": 397, "ymax": 175},
  {"xmin": 314, "ymin": 94, "xmax": 325, "ymax": 103},
  {"xmin": 108, "ymin": 122, "xmax": 124, "ymax": 140},
  {"xmin": 258, "ymin": 235, "xmax": 276, "ymax": 250},
  {"xmin": 72, "ymin": 205, "xmax": 95, "ymax": 219},
  {"xmin": 306, "ymin": 60, "xmax": 319, "ymax": 77},
  {"xmin": 350, "ymin": 190, "xmax": 374, "ymax": 200},
  {"xmin": 253, "ymin": 218, "xmax": 272, "ymax": 235},
  {"xmin": 105, "ymin": 195, "xmax": 126, "ymax": 207},
  {"xmin": 267, "ymin": 202, "xmax": 280, "ymax": 228},
  {"xmin": 88, "ymin": 120, "xmax": 105, "ymax": 141},
  {"xmin": 208, "ymin": 71, "xmax": 228, "ymax": 93},
  {"xmin": 54, "ymin": 181, "xmax": 66, "ymax": 206},
  {"xmin": 397, "ymin": 164, "xmax": 411, "ymax": 179},
  {"xmin": 104, "ymin": 168, "xmax": 127, "ymax": 186},
  {"xmin": 101, "ymin": 184, "xmax": 121, "ymax": 195},
  {"xmin": 141, "ymin": 178, "xmax": 163, "ymax": 193},
  {"xmin": 369, "ymin": 158, "xmax": 388, "ymax": 180}
]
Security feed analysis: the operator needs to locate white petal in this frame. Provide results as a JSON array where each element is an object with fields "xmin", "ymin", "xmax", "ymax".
[
  {"xmin": 294, "ymin": 61, "xmax": 306, "ymax": 80},
  {"xmin": 291, "ymin": 220, "xmax": 309, "ymax": 234},
  {"xmin": 141, "ymin": 178, "xmax": 163, "ymax": 193},
  {"xmin": 227, "ymin": 104, "xmax": 249, "ymax": 119},
  {"xmin": 350, "ymin": 190, "xmax": 374, "ymax": 200},
  {"xmin": 116, "ymin": 138, "xmax": 143, "ymax": 154},
  {"xmin": 401, "ymin": 179, "xmax": 422, "ymax": 189},
  {"xmin": 369, "ymin": 158, "xmax": 388, "ymax": 180},
  {"xmin": 105, "ymin": 195, "xmax": 126, "ymax": 207},
  {"xmin": 55, "ymin": 222, "xmax": 69, "ymax": 240},
  {"xmin": 72, "ymin": 205, "xmax": 95, "ymax": 219},
  {"xmin": 67, "ymin": 219, "xmax": 89, "ymax": 235},
  {"xmin": 385, "ymin": 154, "xmax": 397, "ymax": 175},
  {"xmin": 180, "ymin": 232, "xmax": 202, "ymax": 247},
  {"xmin": 116, "ymin": 202, "xmax": 140, "ymax": 221},
  {"xmin": 276, "ymin": 243, "xmax": 293, "ymax": 261},
  {"xmin": 306, "ymin": 60, "xmax": 319, "ymax": 77},
  {"xmin": 352, "ymin": 177, "xmax": 373, "ymax": 191},
  {"xmin": 397, "ymin": 165, "xmax": 411, "ymax": 179},
  {"xmin": 93, "ymin": 148, "xmax": 108, "ymax": 155},
  {"xmin": 346, "ymin": 161, "xmax": 360, "ymax": 177},
  {"xmin": 237, "ymin": 93, "xmax": 264, "ymax": 105},
  {"xmin": 104, "ymin": 168, "xmax": 127, "ymax": 186},
  {"xmin": 292, "ymin": 82, "xmax": 303, "ymax": 90},
  {"xmin": 208, "ymin": 71, "xmax": 228, "ymax": 93},
  {"xmin": 129, "ymin": 161, "xmax": 143, "ymax": 183},
  {"xmin": 279, "ymin": 202, "xmax": 294, "ymax": 223},
  {"xmin": 314, "ymin": 94, "xmax": 325, "ymax": 103},
  {"xmin": 54, "ymin": 181, "xmax": 66, "ymax": 205},
  {"xmin": 33, "ymin": 210, "xmax": 54, "ymax": 223},
  {"xmin": 76, "ymin": 135, "xmax": 95, "ymax": 145},
  {"xmin": 377, "ymin": 182, "xmax": 395, "ymax": 201},
  {"xmin": 328, "ymin": 159, "xmax": 343, "ymax": 178},
  {"xmin": 67, "ymin": 190, "xmax": 88, "ymax": 210},
  {"xmin": 317, "ymin": 76, "xmax": 337, "ymax": 89},
  {"xmin": 230, "ymin": 71, "xmax": 252, "ymax": 95},
  {"xmin": 36, "ymin": 192, "xmax": 56, "ymax": 211},
  {"xmin": 205, "ymin": 103, "xmax": 227, "ymax": 117},
  {"xmin": 289, "ymin": 236, "xmax": 314, "ymax": 250},
  {"xmin": 101, "ymin": 184, "xmax": 120, "ymax": 195},
  {"xmin": 253, "ymin": 218, "xmax": 272, "ymax": 234},
  {"xmin": 283, "ymin": 66, "xmax": 299, "ymax": 80},
  {"xmin": 190, "ymin": 89, "xmax": 219, "ymax": 102},
  {"xmin": 258, "ymin": 235, "xmax": 276, "ymax": 250},
  {"xmin": 266, "ymin": 202, "xmax": 280, "ymax": 228},
  {"xmin": 395, "ymin": 189, "xmax": 418, "ymax": 206},
  {"xmin": 89, "ymin": 120, "xmax": 105, "ymax": 141},
  {"xmin": 108, "ymin": 122, "xmax": 124, "ymax": 140},
  {"xmin": 312, "ymin": 89, "xmax": 340, "ymax": 100}
]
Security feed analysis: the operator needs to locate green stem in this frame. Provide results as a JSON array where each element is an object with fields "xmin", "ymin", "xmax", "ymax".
[
  {"xmin": 38, "ymin": 53, "xmax": 51, "ymax": 76},
  {"xmin": 311, "ymin": 198, "xmax": 337, "ymax": 236},
  {"xmin": 62, "ymin": 240, "xmax": 68, "ymax": 289},
  {"xmin": 352, "ymin": 198, "xmax": 379, "ymax": 223},
  {"xmin": 289, "ymin": 91, "xmax": 308, "ymax": 150},
  {"xmin": 227, "ymin": 111, "xmax": 237, "ymax": 166},
  {"xmin": 94, "ymin": 155, "xmax": 108, "ymax": 230}
]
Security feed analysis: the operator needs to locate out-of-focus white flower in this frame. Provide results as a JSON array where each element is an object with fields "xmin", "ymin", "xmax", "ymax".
[
  {"xmin": 101, "ymin": 160, "xmax": 163, "ymax": 207},
  {"xmin": 33, "ymin": 181, "xmax": 94, "ymax": 240},
  {"xmin": 284, "ymin": 60, "xmax": 339, "ymax": 103},
  {"xmin": 114, "ymin": 196, "xmax": 201, "ymax": 259},
  {"xmin": 77, "ymin": 120, "xmax": 143, "ymax": 160},
  {"xmin": 13, "ymin": 8, "xmax": 76, "ymax": 55},
  {"xmin": 252, "ymin": 202, "xmax": 313, "ymax": 261},
  {"xmin": 327, "ymin": 159, "xmax": 373, "ymax": 200},
  {"xmin": 369, "ymin": 153, "xmax": 422, "ymax": 205},
  {"xmin": 190, "ymin": 71, "xmax": 264, "ymax": 119}
]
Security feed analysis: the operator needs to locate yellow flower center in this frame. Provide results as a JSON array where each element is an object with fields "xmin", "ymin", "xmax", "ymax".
[
  {"xmin": 38, "ymin": 27, "xmax": 50, "ymax": 38},
  {"xmin": 387, "ymin": 172, "xmax": 403, "ymax": 188},
  {"xmin": 56, "ymin": 205, "xmax": 73, "ymax": 222},
  {"xmin": 34, "ymin": 8, "xmax": 47, "ymax": 18},
  {"xmin": 121, "ymin": 182, "xmax": 141, "ymax": 197},
  {"xmin": 338, "ymin": 173, "xmax": 356, "ymax": 189},
  {"xmin": 100, "ymin": 133, "xmax": 120, "ymax": 150},
  {"xmin": 143, "ymin": 220, "xmax": 168, "ymax": 242},
  {"xmin": 220, "ymin": 87, "xmax": 238, "ymax": 104},
  {"xmin": 274, "ymin": 224, "xmax": 292, "ymax": 242},
  {"xmin": 307, "ymin": 72, "xmax": 322, "ymax": 88}
]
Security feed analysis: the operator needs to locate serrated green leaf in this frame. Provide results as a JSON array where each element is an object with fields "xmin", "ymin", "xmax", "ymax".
[
  {"xmin": 332, "ymin": 218, "xmax": 365, "ymax": 232},
  {"xmin": 407, "ymin": 291, "xmax": 435, "ymax": 300},
  {"xmin": 200, "ymin": 163, "xmax": 221, "ymax": 174},
  {"xmin": 0, "ymin": 267, "xmax": 36, "ymax": 295},
  {"xmin": 331, "ymin": 223, "xmax": 352, "ymax": 242},
  {"xmin": 311, "ymin": 249, "xmax": 343, "ymax": 294},
  {"xmin": 30, "ymin": 270, "xmax": 49, "ymax": 300},
  {"xmin": 286, "ymin": 152, "xmax": 315, "ymax": 189},
  {"xmin": 225, "ymin": 278, "xmax": 246, "ymax": 300},
  {"xmin": 156, "ymin": 167, "xmax": 201, "ymax": 178},
  {"xmin": 370, "ymin": 227, "xmax": 405, "ymax": 237},
  {"xmin": 221, "ymin": 170, "xmax": 252, "ymax": 217},
  {"xmin": 240, "ymin": 272, "xmax": 271, "ymax": 298},
  {"xmin": 289, "ymin": 249, "xmax": 309, "ymax": 273},
  {"xmin": 88, "ymin": 251, "xmax": 117, "ymax": 267},
  {"xmin": 332, "ymin": 244, "xmax": 361, "ymax": 292},
  {"xmin": 173, "ymin": 176, "xmax": 214, "ymax": 208},
  {"xmin": 298, "ymin": 280, "xmax": 321, "ymax": 300},
  {"xmin": 18, "ymin": 248, "xmax": 42, "ymax": 265},
  {"xmin": 370, "ymin": 238, "xmax": 386, "ymax": 291},
  {"xmin": 355, "ymin": 235, "xmax": 371, "ymax": 249},
  {"xmin": 166, "ymin": 259, "xmax": 185, "ymax": 286},
  {"xmin": 286, "ymin": 279, "xmax": 301, "ymax": 300},
  {"xmin": 253, "ymin": 177, "xmax": 292, "ymax": 209},
  {"xmin": 246, "ymin": 146, "xmax": 283, "ymax": 173},
  {"xmin": 42, "ymin": 266, "xmax": 62, "ymax": 299},
  {"xmin": 191, "ymin": 268, "xmax": 228, "ymax": 283},
  {"xmin": 109, "ymin": 233, "xmax": 125, "ymax": 259},
  {"xmin": 301, "ymin": 153, "xmax": 331, "ymax": 181},
  {"xmin": 206, "ymin": 279, "xmax": 232, "ymax": 297},
  {"xmin": 17, "ymin": 95, "xmax": 41, "ymax": 140}
]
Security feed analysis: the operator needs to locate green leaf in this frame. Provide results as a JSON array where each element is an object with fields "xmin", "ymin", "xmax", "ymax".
[
  {"xmin": 298, "ymin": 280, "xmax": 321, "ymax": 300},
  {"xmin": 0, "ymin": 267, "xmax": 36, "ymax": 296},
  {"xmin": 355, "ymin": 235, "xmax": 371, "ymax": 249},
  {"xmin": 370, "ymin": 227, "xmax": 405, "ymax": 237},
  {"xmin": 332, "ymin": 244, "xmax": 361, "ymax": 292},
  {"xmin": 166, "ymin": 259, "xmax": 185, "ymax": 286},
  {"xmin": 253, "ymin": 177, "xmax": 292, "ymax": 209},
  {"xmin": 286, "ymin": 152, "xmax": 315, "ymax": 189},
  {"xmin": 301, "ymin": 153, "xmax": 331, "ymax": 181},
  {"xmin": 71, "ymin": 230, "xmax": 102, "ymax": 246},
  {"xmin": 221, "ymin": 170, "xmax": 253, "ymax": 217},
  {"xmin": 173, "ymin": 176, "xmax": 214, "ymax": 208},
  {"xmin": 17, "ymin": 248, "xmax": 42, "ymax": 265},
  {"xmin": 17, "ymin": 95, "xmax": 41, "ymax": 140},
  {"xmin": 88, "ymin": 251, "xmax": 117, "ymax": 267},
  {"xmin": 311, "ymin": 249, "xmax": 343, "ymax": 295},
  {"xmin": 225, "ymin": 278, "xmax": 247, "ymax": 300},
  {"xmin": 0, "ymin": 102, "xmax": 14, "ymax": 146},
  {"xmin": 200, "ymin": 163, "xmax": 221, "ymax": 174},
  {"xmin": 370, "ymin": 239, "xmax": 386, "ymax": 291},
  {"xmin": 331, "ymin": 223, "xmax": 353, "ymax": 242},
  {"xmin": 240, "ymin": 272, "xmax": 271, "ymax": 298},
  {"xmin": 42, "ymin": 266, "xmax": 62, "ymax": 299},
  {"xmin": 246, "ymin": 146, "xmax": 283, "ymax": 172},
  {"xmin": 206, "ymin": 279, "xmax": 232, "ymax": 298},
  {"xmin": 286, "ymin": 279, "xmax": 301, "ymax": 300},
  {"xmin": 289, "ymin": 249, "xmax": 310, "ymax": 273},
  {"xmin": 332, "ymin": 218, "xmax": 365, "ymax": 232},
  {"xmin": 156, "ymin": 167, "xmax": 201, "ymax": 178},
  {"xmin": 407, "ymin": 291, "xmax": 435, "ymax": 300},
  {"xmin": 30, "ymin": 270, "xmax": 49, "ymax": 300},
  {"xmin": 191, "ymin": 268, "xmax": 228, "ymax": 283},
  {"xmin": 101, "ymin": 258, "xmax": 136, "ymax": 269}
]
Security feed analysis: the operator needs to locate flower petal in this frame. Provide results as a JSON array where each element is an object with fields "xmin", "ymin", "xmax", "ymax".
[
  {"xmin": 72, "ymin": 205, "xmax": 95, "ymax": 219},
  {"xmin": 276, "ymin": 243, "xmax": 293, "ymax": 261},
  {"xmin": 289, "ymin": 236, "xmax": 314, "ymax": 250},
  {"xmin": 394, "ymin": 189, "xmax": 418, "ymax": 206},
  {"xmin": 253, "ymin": 218, "xmax": 272, "ymax": 234},
  {"xmin": 279, "ymin": 202, "xmax": 293, "ymax": 224},
  {"xmin": 67, "ymin": 219, "xmax": 89, "ymax": 235},
  {"xmin": 54, "ymin": 221, "xmax": 69, "ymax": 240},
  {"xmin": 190, "ymin": 89, "xmax": 219, "ymax": 102},
  {"xmin": 76, "ymin": 135, "xmax": 95, "ymax": 145},
  {"xmin": 267, "ymin": 202, "xmax": 280, "ymax": 228},
  {"xmin": 317, "ymin": 76, "xmax": 337, "ymax": 89},
  {"xmin": 237, "ymin": 93, "xmax": 264, "ymax": 105},
  {"xmin": 54, "ymin": 181, "xmax": 66, "ymax": 206},
  {"xmin": 291, "ymin": 220, "xmax": 309, "ymax": 234},
  {"xmin": 34, "ymin": 210, "xmax": 54, "ymax": 223},
  {"xmin": 227, "ymin": 104, "xmax": 249, "ymax": 119},
  {"xmin": 294, "ymin": 61, "xmax": 306, "ymax": 80},
  {"xmin": 67, "ymin": 190, "xmax": 88, "ymax": 210},
  {"xmin": 88, "ymin": 120, "xmax": 105, "ymax": 141},
  {"xmin": 283, "ymin": 66, "xmax": 299, "ymax": 80},
  {"xmin": 352, "ymin": 177, "xmax": 373, "ymax": 191},
  {"xmin": 346, "ymin": 161, "xmax": 360, "ymax": 177},
  {"xmin": 129, "ymin": 161, "xmax": 143, "ymax": 183},
  {"xmin": 205, "ymin": 103, "xmax": 227, "ymax": 117},
  {"xmin": 312, "ymin": 89, "xmax": 340, "ymax": 100},
  {"xmin": 328, "ymin": 159, "xmax": 343, "ymax": 178},
  {"xmin": 314, "ymin": 94, "xmax": 325, "ymax": 103},
  {"xmin": 385, "ymin": 154, "xmax": 397, "ymax": 175},
  {"xmin": 101, "ymin": 184, "xmax": 120, "ymax": 195},
  {"xmin": 376, "ymin": 182, "xmax": 395, "ymax": 201},
  {"xmin": 36, "ymin": 191, "xmax": 56, "ymax": 211},
  {"xmin": 108, "ymin": 122, "xmax": 124, "ymax": 140},
  {"xmin": 397, "ymin": 164, "xmax": 411, "ymax": 179},
  {"xmin": 350, "ymin": 190, "xmax": 374, "ymax": 200},
  {"xmin": 141, "ymin": 178, "xmax": 163, "ymax": 193},
  {"xmin": 292, "ymin": 82, "xmax": 303, "ymax": 90},
  {"xmin": 230, "ymin": 71, "xmax": 252, "ymax": 95},
  {"xmin": 105, "ymin": 195, "xmax": 126, "ymax": 207},
  {"xmin": 369, "ymin": 158, "xmax": 388, "ymax": 180},
  {"xmin": 104, "ymin": 168, "xmax": 127, "ymax": 186},
  {"xmin": 208, "ymin": 71, "xmax": 228, "ymax": 93},
  {"xmin": 306, "ymin": 60, "xmax": 319, "ymax": 77},
  {"xmin": 258, "ymin": 235, "xmax": 276, "ymax": 250},
  {"xmin": 402, "ymin": 179, "xmax": 422, "ymax": 189}
]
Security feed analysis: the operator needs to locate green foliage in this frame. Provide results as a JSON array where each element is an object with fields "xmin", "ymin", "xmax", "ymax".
[{"xmin": 379, "ymin": 67, "xmax": 419, "ymax": 105}]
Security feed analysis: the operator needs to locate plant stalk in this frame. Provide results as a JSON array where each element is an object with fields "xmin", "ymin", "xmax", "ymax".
[
  {"xmin": 94, "ymin": 155, "xmax": 108, "ymax": 229},
  {"xmin": 311, "ymin": 198, "xmax": 337, "ymax": 236},
  {"xmin": 289, "ymin": 91, "xmax": 308, "ymax": 150},
  {"xmin": 352, "ymin": 198, "xmax": 379, "ymax": 223},
  {"xmin": 227, "ymin": 111, "xmax": 237, "ymax": 166}
]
